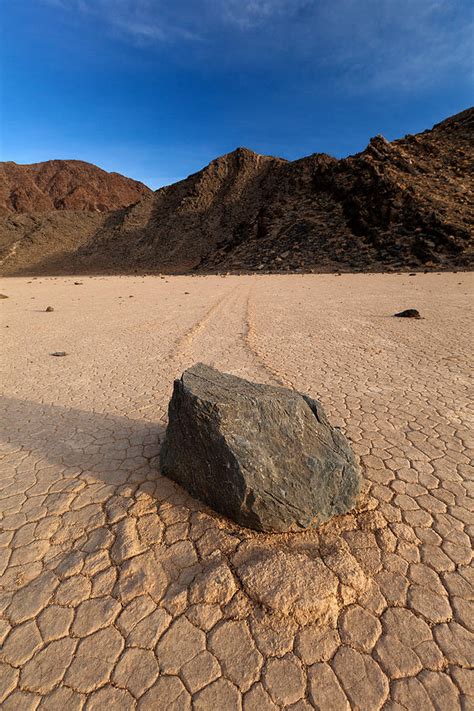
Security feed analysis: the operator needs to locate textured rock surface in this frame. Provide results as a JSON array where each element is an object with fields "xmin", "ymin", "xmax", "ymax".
[{"xmin": 160, "ymin": 363, "xmax": 361, "ymax": 532}]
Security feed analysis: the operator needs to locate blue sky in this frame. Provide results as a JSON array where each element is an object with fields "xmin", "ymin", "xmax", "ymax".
[{"xmin": 1, "ymin": 1, "xmax": 472, "ymax": 188}]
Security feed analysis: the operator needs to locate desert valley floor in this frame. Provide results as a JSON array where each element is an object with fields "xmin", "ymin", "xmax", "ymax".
[{"xmin": 0, "ymin": 273, "xmax": 473, "ymax": 710}]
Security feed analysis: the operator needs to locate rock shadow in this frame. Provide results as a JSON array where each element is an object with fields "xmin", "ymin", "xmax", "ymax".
[{"xmin": 1, "ymin": 395, "xmax": 166, "ymax": 490}]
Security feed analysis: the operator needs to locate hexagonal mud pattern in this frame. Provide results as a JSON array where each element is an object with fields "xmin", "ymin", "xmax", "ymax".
[{"xmin": 1, "ymin": 273, "xmax": 472, "ymax": 710}]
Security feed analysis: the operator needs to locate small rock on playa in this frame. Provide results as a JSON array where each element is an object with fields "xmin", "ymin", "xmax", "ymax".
[{"xmin": 394, "ymin": 308, "xmax": 421, "ymax": 318}]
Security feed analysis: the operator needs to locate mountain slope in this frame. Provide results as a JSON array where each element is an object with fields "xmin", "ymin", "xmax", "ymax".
[
  {"xmin": 76, "ymin": 108, "xmax": 473, "ymax": 273},
  {"xmin": 0, "ymin": 160, "xmax": 150, "ymax": 214},
  {"xmin": 0, "ymin": 109, "xmax": 472, "ymax": 275}
]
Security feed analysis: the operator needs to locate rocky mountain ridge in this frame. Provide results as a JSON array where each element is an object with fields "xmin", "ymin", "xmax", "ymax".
[{"xmin": 0, "ymin": 108, "xmax": 472, "ymax": 274}]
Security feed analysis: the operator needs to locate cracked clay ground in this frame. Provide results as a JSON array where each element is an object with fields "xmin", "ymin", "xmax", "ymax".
[{"xmin": 0, "ymin": 273, "xmax": 473, "ymax": 710}]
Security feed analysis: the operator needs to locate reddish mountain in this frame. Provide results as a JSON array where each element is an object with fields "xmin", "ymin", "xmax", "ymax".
[{"xmin": 0, "ymin": 159, "xmax": 150, "ymax": 214}]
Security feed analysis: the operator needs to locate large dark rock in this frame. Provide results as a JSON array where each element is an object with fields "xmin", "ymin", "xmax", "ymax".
[{"xmin": 160, "ymin": 363, "xmax": 362, "ymax": 532}]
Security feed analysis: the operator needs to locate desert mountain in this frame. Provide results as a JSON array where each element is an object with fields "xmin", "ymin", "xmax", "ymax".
[
  {"xmin": 0, "ymin": 108, "xmax": 472, "ymax": 274},
  {"xmin": 0, "ymin": 159, "xmax": 150, "ymax": 214}
]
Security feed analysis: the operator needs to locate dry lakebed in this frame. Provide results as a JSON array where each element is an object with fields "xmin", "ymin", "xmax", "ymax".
[{"xmin": 0, "ymin": 272, "xmax": 472, "ymax": 710}]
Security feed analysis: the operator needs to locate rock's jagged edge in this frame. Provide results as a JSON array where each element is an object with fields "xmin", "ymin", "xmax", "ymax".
[{"xmin": 160, "ymin": 363, "xmax": 362, "ymax": 532}]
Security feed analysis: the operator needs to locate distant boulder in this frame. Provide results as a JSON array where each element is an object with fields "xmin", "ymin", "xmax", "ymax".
[
  {"xmin": 160, "ymin": 363, "xmax": 361, "ymax": 532},
  {"xmin": 394, "ymin": 309, "xmax": 421, "ymax": 318}
]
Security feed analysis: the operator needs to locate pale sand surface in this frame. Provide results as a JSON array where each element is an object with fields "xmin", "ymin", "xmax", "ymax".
[{"xmin": 0, "ymin": 273, "xmax": 473, "ymax": 710}]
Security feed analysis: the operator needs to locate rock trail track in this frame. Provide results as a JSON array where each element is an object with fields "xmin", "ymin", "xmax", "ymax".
[{"xmin": 0, "ymin": 273, "xmax": 473, "ymax": 710}]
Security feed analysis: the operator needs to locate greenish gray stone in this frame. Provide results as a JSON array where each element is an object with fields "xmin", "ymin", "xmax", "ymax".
[{"xmin": 160, "ymin": 363, "xmax": 361, "ymax": 532}]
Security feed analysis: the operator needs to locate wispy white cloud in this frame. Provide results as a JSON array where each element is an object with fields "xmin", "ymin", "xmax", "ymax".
[
  {"xmin": 43, "ymin": 0, "xmax": 204, "ymax": 43},
  {"xmin": 313, "ymin": 0, "xmax": 474, "ymax": 91},
  {"xmin": 220, "ymin": 0, "xmax": 311, "ymax": 28},
  {"xmin": 42, "ymin": 0, "xmax": 473, "ymax": 91}
]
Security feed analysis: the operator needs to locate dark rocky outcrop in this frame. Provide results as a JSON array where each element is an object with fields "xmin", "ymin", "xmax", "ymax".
[{"xmin": 160, "ymin": 363, "xmax": 361, "ymax": 532}]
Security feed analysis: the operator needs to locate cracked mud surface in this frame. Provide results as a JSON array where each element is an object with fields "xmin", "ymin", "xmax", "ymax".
[{"xmin": 1, "ymin": 273, "xmax": 473, "ymax": 710}]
